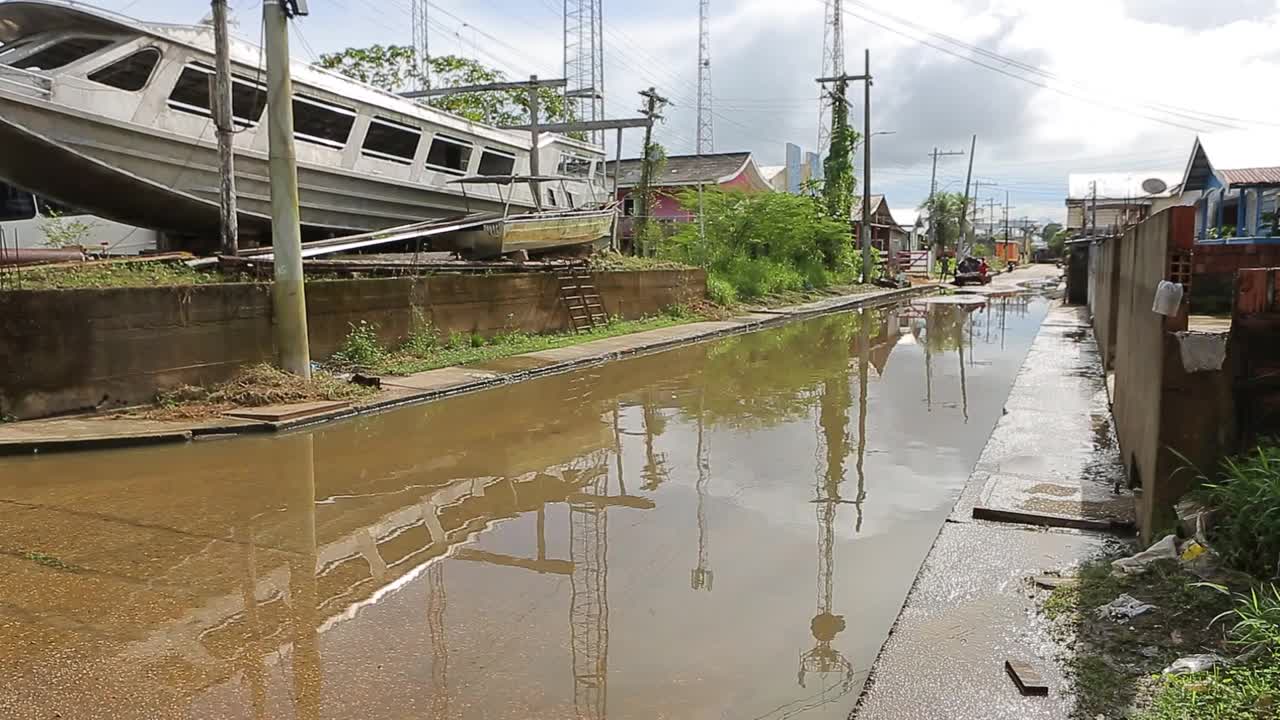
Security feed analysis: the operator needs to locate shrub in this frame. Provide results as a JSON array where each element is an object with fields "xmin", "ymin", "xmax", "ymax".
[
  {"xmin": 706, "ymin": 275, "xmax": 737, "ymax": 305},
  {"xmin": 659, "ymin": 188, "xmax": 864, "ymax": 301},
  {"xmin": 1194, "ymin": 444, "xmax": 1280, "ymax": 579},
  {"xmin": 331, "ymin": 320, "xmax": 385, "ymax": 369}
]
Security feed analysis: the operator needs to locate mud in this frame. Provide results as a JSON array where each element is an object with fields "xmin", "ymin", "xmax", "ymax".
[{"xmin": 0, "ymin": 295, "xmax": 1047, "ymax": 720}]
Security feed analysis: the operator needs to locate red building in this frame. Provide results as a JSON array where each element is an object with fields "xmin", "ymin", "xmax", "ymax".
[{"xmin": 607, "ymin": 152, "xmax": 774, "ymax": 243}]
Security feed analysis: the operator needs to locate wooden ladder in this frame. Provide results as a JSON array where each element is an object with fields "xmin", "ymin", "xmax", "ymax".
[{"xmin": 558, "ymin": 264, "xmax": 607, "ymax": 333}]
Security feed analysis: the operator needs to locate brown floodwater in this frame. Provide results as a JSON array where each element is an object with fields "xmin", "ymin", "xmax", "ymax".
[{"xmin": 0, "ymin": 295, "xmax": 1047, "ymax": 720}]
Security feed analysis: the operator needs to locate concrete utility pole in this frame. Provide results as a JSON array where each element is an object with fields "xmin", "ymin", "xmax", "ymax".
[
  {"xmin": 636, "ymin": 87, "xmax": 668, "ymax": 257},
  {"xmin": 925, "ymin": 147, "xmax": 965, "ymax": 255},
  {"xmin": 1090, "ymin": 180, "xmax": 1098, "ymax": 237},
  {"xmin": 211, "ymin": 0, "xmax": 238, "ymax": 256},
  {"xmin": 1004, "ymin": 189, "xmax": 1014, "ymax": 247},
  {"xmin": 264, "ymin": 0, "xmax": 311, "ymax": 378},
  {"xmin": 816, "ymin": 49, "xmax": 873, "ymax": 282},
  {"xmin": 959, "ymin": 135, "xmax": 976, "ymax": 256}
]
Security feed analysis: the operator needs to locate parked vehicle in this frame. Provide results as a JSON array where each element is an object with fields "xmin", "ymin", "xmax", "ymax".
[
  {"xmin": 953, "ymin": 256, "xmax": 992, "ymax": 286},
  {"xmin": 0, "ymin": 180, "xmax": 158, "ymax": 254}
]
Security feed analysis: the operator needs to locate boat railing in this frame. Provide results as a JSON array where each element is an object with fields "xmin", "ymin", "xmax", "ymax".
[{"xmin": 0, "ymin": 66, "xmax": 52, "ymax": 99}]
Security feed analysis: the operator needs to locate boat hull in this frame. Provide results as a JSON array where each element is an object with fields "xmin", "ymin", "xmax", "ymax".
[
  {"xmin": 0, "ymin": 92, "xmax": 519, "ymax": 246},
  {"xmin": 443, "ymin": 210, "xmax": 616, "ymax": 259}
]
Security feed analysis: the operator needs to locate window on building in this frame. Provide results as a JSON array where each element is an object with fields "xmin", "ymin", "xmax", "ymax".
[
  {"xmin": 0, "ymin": 183, "xmax": 37, "ymax": 221},
  {"xmin": 425, "ymin": 134, "xmax": 473, "ymax": 174},
  {"xmin": 622, "ymin": 196, "xmax": 636, "ymax": 216},
  {"xmin": 87, "ymin": 48, "xmax": 160, "ymax": 91},
  {"xmin": 168, "ymin": 63, "xmax": 267, "ymax": 126},
  {"xmin": 293, "ymin": 95, "xmax": 356, "ymax": 149},
  {"xmin": 12, "ymin": 37, "xmax": 114, "ymax": 71},
  {"xmin": 558, "ymin": 153, "xmax": 591, "ymax": 179},
  {"xmin": 361, "ymin": 117, "xmax": 420, "ymax": 163},
  {"xmin": 477, "ymin": 149, "xmax": 516, "ymax": 176}
]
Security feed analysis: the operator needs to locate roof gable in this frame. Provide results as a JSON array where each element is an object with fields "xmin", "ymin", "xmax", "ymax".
[{"xmin": 609, "ymin": 152, "xmax": 756, "ymax": 188}]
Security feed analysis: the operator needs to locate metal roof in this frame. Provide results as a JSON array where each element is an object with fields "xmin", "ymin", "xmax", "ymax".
[
  {"xmin": 1181, "ymin": 130, "xmax": 1280, "ymax": 191},
  {"xmin": 607, "ymin": 152, "xmax": 755, "ymax": 188}
]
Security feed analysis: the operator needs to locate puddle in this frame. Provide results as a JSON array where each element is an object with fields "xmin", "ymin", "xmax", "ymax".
[{"xmin": 0, "ymin": 295, "xmax": 1049, "ymax": 719}]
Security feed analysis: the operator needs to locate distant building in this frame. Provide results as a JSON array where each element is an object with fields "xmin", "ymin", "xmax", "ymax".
[
  {"xmin": 852, "ymin": 194, "xmax": 909, "ymax": 254},
  {"xmin": 1065, "ymin": 171, "xmax": 1183, "ymax": 236},
  {"xmin": 1178, "ymin": 130, "xmax": 1280, "ymax": 241},
  {"xmin": 890, "ymin": 208, "xmax": 925, "ymax": 250},
  {"xmin": 607, "ymin": 151, "xmax": 774, "ymax": 244}
]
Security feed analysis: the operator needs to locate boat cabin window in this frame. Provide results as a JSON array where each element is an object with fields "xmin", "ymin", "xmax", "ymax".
[
  {"xmin": 0, "ymin": 38, "xmax": 34, "ymax": 62},
  {"xmin": 558, "ymin": 153, "xmax": 592, "ymax": 179},
  {"xmin": 293, "ymin": 95, "xmax": 356, "ymax": 149},
  {"xmin": 478, "ymin": 149, "xmax": 516, "ymax": 176},
  {"xmin": 168, "ymin": 63, "xmax": 266, "ymax": 126},
  {"xmin": 565, "ymin": 190, "xmax": 577, "ymax": 209},
  {"xmin": 425, "ymin": 134, "xmax": 472, "ymax": 174},
  {"xmin": 362, "ymin": 117, "xmax": 420, "ymax": 164},
  {"xmin": 546, "ymin": 188, "xmax": 558, "ymax": 207},
  {"xmin": 12, "ymin": 37, "xmax": 114, "ymax": 71},
  {"xmin": 88, "ymin": 48, "xmax": 161, "ymax": 92},
  {"xmin": 0, "ymin": 183, "xmax": 36, "ymax": 221}
]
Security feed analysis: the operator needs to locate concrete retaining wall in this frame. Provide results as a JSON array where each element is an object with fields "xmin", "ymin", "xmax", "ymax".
[{"xmin": 0, "ymin": 269, "xmax": 705, "ymax": 420}]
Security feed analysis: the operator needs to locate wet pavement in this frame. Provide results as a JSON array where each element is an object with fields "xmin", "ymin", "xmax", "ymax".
[
  {"xmin": 0, "ymin": 293, "xmax": 1048, "ymax": 720},
  {"xmin": 854, "ymin": 302, "xmax": 1130, "ymax": 720}
]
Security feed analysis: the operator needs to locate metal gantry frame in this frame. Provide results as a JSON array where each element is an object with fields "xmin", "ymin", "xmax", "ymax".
[{"xmin": 411, "ymin": 0, "xmax": 430, "ymax": 92}]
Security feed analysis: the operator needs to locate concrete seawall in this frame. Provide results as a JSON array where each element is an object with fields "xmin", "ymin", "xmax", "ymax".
[{"xmin": 0, "ymin": 269, "xmax": 705, "ymax": 420}]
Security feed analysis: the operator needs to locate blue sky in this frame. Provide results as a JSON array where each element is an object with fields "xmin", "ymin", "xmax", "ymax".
[{"xmin": 92, "ymin": 0, "xmax": 1280, "ymax": 224}]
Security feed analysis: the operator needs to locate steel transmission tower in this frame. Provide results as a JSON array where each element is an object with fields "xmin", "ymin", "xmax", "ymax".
[
  {"xmin": 818, "ymin": 0, "xmax": 845, "ymax": 152},
  {"xmin": 411, "ymin": 0, "xmax": 430, "ymax": 92},
  {"xmin": 564, "ymin": 0, "xmax": 605, "ymax": 144},
  {"xmin": 696, "ymin": 0, "xmax": 714, "ymax": 154}
]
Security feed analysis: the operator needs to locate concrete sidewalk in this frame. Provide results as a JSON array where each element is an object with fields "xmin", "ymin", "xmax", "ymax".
[
  {"xmin": 853, "ymin": 302, "xmax": 1131, "ymax": 720},
  {"xmin": 0, "ymin": 283, "xmax": 936, "ymax": 455}
]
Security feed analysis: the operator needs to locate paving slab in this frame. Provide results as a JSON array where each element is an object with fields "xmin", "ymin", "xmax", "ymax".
[{"xmin": 223, "ymin": 400, "xmax": 351, "ymax": 422}]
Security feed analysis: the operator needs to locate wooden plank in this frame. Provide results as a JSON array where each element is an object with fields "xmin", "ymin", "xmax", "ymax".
[
  {"xmin": 1005, "ymin": 660, "xmax": 1049, "ymax": 696},
  {"xmin": 972, "ymin": 506, "xmax": 1135, "ymax": 533}
]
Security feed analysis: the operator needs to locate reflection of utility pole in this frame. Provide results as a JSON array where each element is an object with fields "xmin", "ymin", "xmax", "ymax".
[
  {"xmin": 691, "ymin": 392, "xmax": 713, "ymax": 591},
  {"xmin": 284, "ymin": 432, "xmax": 321, "ymax": 720},
  {"xmin": 640, "ymin": 394, "xmax": 669, "ymax": 491},
  {"xmin": 855, "ymin": 308, "xmax": 870, "ymax": 532},
  {"xmin": 427, "ymin": 563, "xmax": 448, "ymax": 719}
]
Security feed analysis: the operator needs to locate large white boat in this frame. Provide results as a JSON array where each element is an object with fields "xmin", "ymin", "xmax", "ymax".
[{"xmin": 0, "ymin": 0, "xmax": 609, "ymax": 251}]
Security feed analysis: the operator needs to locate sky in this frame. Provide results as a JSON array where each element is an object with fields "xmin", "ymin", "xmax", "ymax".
[{"xmin": 95, "ymin": 0, "xmax": 1280, "ymax": 224}]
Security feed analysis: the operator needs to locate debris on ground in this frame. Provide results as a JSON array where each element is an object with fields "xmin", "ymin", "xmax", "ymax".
[
  {"xmin": 1005, "ymin": 659, "xmax": 1050, "ymax": 696},
  {"xmin": 136, "ymin": 364, "xmax": 376, "ymax": 420},
  {"xmin": 1111, "ymin": 535, "xmax": 1177, "ymax": 576},
  {"xmin": 1034, "ymin": 574, "xmax": 1078, "ymax": 590},
  {"xmin": 1162, "ymin": 654, "xmax": 1225, "ymax": 676},
  {"xmin": 1095, "ymin": 593, "xmax": 1158, "ymax": 622}
]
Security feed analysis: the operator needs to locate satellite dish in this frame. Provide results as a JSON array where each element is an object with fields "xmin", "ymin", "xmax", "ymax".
[{"xmin": 1141, "ymin": 178, "xmax": 1168, "ymax": 195}]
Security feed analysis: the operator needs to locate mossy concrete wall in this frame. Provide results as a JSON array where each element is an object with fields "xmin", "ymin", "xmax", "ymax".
[{"xmin": 0, "ymin": 269, "xmax": 705, "ymax": 420}]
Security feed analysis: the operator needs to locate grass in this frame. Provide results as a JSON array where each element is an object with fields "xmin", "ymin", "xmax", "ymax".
[
  {"xmin": 588, "ymin": 252, "xmax": 693, "ymax": 272},
  {"xmin": 1040, "ymin": 555, "xmax": 1237, "ymax": 719},
  {"xmin": 141, "ymin": 363, "xmax": 376, "ymax": 420},
  {"xmin": 357, "ymin": 309, "xmax": 705, "ymax": 377},
  {"xmin": 1191, "ymin": 444, "xmax": 1280, "ymax": 580},
  {"xmin": 7, "ymin": 260, "xmax": 223, "ymax": 290},
  {"xmin": 22, "ymin": 551, "xmax": 78, "ymax": 571},
  {"xmin": 1140, "ymin": 658, "xmax": 1280, "ymax": 720}
]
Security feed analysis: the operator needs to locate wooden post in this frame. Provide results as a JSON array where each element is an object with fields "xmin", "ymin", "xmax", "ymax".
[
  {"xmin": 211, "ymin": 0, "xmax": 238, "ymax": 256},
  {"xmin": 264, "ymin": 0, "xmax": 310, "ymax": 378}
]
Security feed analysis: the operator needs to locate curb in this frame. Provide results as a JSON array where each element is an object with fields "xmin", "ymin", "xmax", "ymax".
[{"xmin": 2, "ymin": 284, "xmax": 939, "ymax": 455}]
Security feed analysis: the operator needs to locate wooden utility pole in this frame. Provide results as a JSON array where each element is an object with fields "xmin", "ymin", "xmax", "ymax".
[
  {"xmin": 636, "ymin": 87, "xmax": 668, "ymax": 257},
  {"xmin": 264, "ymin": 0, "xmax": 310, "ymax": 378},
  {"xmin": 816, "ymin": 50, "xmax": 873, "ymax": 282},
  {"xmin": 1004, "ymin": 189, "xmax": 1014, "ymax": 248},
  {"xmin": 211, "ymin": 0, "xmax": 238, "ymax": 256},
  {"xmin": 526, "ymin": 75, "xmax": 543, "ymax": 210},
  {"xmin": 959, "ymin": 134, "xmax": 976, "ymax": 256}
]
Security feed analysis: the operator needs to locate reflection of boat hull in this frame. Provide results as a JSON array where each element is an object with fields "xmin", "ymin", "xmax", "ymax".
[{"xmin": 443, "ymin": 208, "xmax": 616, "ymax": 259}]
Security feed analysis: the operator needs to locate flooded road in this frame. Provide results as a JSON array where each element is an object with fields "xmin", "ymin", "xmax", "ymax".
[{"xmin": 0, "ymin": 295, "xmax": 1048, "ymax": 720}]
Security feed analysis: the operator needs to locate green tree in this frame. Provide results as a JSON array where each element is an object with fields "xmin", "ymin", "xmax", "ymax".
[
  {"xmin": 1041, "ymin": 222, "xmax": 1063, "ymax": 245},
  {"xmin": 822, "ymin": 82, "xmax": 860, "ymax": 224},
  {"xmin": 1048, "ymin": 228, "xmax": 1069, "ymax": 258},
  {"xmin": 920, "ymin": 191, "xmax": 966, "ymax": 255},
  {"xmin": 316, "ymin": 46, "xmax": 571, "ymax": 127}
]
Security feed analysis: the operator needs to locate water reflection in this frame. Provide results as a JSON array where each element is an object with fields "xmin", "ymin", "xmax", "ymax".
[{"xmin": 0, "ymin": 295, "xmax": 1047, "ymax": 720}]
